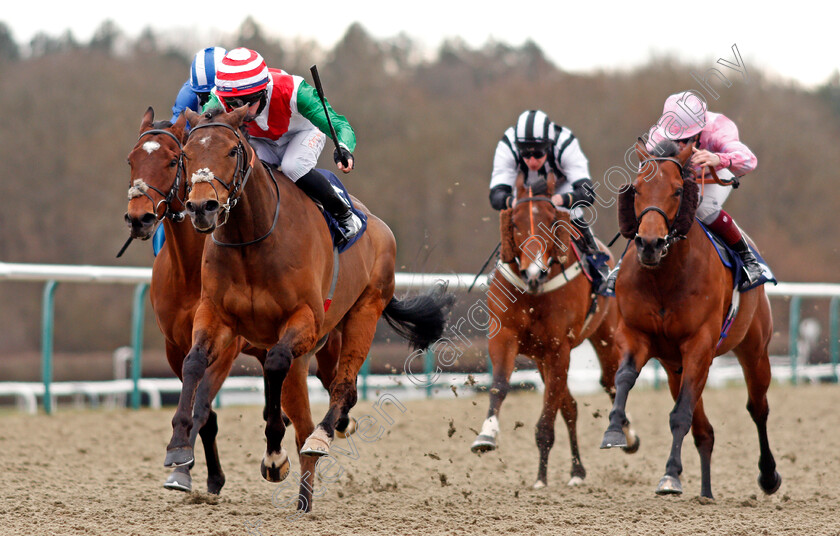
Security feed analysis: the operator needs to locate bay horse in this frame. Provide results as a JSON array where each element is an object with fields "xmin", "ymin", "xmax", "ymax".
[
  {"xmin": 124, "ymin": 108, "xmax": 351, "ymax": 496},
  {"xmin": 471, "ymin": 172, "xmax": 639, "ymax": 489},
  {"xmin": 600, "ymin": 138, "xmax": 781, "ymax": 499},
  {"xmin": 169, "ymin": 105, "xmax": 453, "ymax": 512}
]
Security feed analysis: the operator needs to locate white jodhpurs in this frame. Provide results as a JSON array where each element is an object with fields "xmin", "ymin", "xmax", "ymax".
[
  {"xmin": 248, "ymin": 127, "xmax": 327, "ymax": 182},
  {"xmin": 695, "ymin": 168, "xmax": 735, "ymax": 225}
]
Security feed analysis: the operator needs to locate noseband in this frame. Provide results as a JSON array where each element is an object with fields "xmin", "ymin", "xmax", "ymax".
[
  {"xmin": 635, "ymin": 156, "xmax": 687, "ymax": 250},
  {"xmin": 186, "ymin": 121, "xmax": 256, "ymax": 226},
  {"xmin": 129, "ymin": 129, "xmax": 186, "ymax": 223}
]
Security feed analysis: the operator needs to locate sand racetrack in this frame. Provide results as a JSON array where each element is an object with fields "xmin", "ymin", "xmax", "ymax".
[{"xmin": 1, "ymin": 382, "xmax": 838, "ymax": 535}]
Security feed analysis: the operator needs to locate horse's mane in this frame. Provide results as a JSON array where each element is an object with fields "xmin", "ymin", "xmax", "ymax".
[
  {"xmin": 199, "ymin": 105, "xmax": 253, "ymax": 139},
  {"xmin": 523, "ymin": 176, "xmax": 549, "ymax": 196},
  {"xmin": 651, "ymin": 140, "xmax": 693, "ymax": 180}
]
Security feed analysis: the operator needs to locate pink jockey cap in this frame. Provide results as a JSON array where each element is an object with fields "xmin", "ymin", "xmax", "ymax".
[
  {"xmin": 215, "ymin": 47, "xmax": 270, "ymax": 96},
  {"xmin": 650, "ymin": 90, "xmax": 708, "ymax": 144}
]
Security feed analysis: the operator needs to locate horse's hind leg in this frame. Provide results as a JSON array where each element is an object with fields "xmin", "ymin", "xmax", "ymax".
[
  {"xmin": 280, "ymin": 354, "xmax": 318, "ymax": 512},
  {"xmin": 314, "ymin": 330, "xmax": 356, "ymax": 437},
  {"xmin": 534, "ymin": 348, "xmax": 584, "ymax": 489},
  {"xmin": 589, "ymin": 313, "xmax": 639, "ymax": 453},
  {"xmin": 734, "ymin": 315, "xmax": 781, "ymax": 494},
  {"xmin": 471, "ymin": 326, "xmax": 518, "ymax": 454},
  {"xmin": 302, "ymin": 298, "xmax": 383, "ymax": 457}
]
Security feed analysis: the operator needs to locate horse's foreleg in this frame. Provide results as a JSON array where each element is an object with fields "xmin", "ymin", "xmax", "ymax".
[
  {"xmin": 471, "ymin": 327, "xmax": 518, "ymax": 454},
  {"xmin": 601, "ymin": 326, "xmax": 649, "ymax": 449},
  {"xmin": 589, "ymin": 314, "xmax": 640, "ymax": 454},
  {"xmin": 657, "ymin": 336, "xmax": 714, "ymax": 496}
]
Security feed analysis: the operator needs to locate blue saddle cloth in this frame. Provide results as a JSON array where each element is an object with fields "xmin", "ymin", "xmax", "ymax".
[
  {"xmin": 696, "ymin": 220, "xmax": 777, "ymax": 291},
  {"xmin": 315, "ymin": 169, "xmax": 367, "ymax": 253}
]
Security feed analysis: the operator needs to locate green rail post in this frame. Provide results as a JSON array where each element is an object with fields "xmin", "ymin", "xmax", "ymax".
[
  {"xmin": 789, "ymin": 295, "xmax": 801, "ymax": 385},
  {"xmin": 41, "ymin": 280, "xmax": 59, "ymax": 415},
  {"xmin": 830, "ymin": 296, "xmax": 839, "ymax": 383},
  {"xmin": 652, "ymin": 360, "xmax": 663, "ymax": 390},
  {"xmin": 359, "ymin": 355, "xmax": 371, "ymax": 402},
  {"xmin": 131, "ymin": 283, "xmax": 150, "ymax": 409},
  {"xmin": 424, "ymin": 348, "xmax": 435, "ymax": 399}
]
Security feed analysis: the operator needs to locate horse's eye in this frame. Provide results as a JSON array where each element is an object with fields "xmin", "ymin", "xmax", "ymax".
[
  {"xmin": 674, "ymin": 188, "xmax": 683, "ymax": 197},
  {"xmin": 169, "ymin": 158, "xmax": 178, "ymax": 168},
  {"xmin": 228, "ymin": 147, "xmax": 238, "ymax": 158}
]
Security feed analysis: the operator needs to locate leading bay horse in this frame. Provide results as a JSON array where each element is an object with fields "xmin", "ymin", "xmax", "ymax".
[
  {"xmin": 124, "ymin": 108, "xmax": 350, "ymax": 496},
  {"xmin": 169, "ymin": 106, "xmax": 453, "ymax": 512},
  {"xmin": 600, "ymin": 139, "xmax": 781, "ymax": 499},
  {"xmin": 471, "ymin": 172, "xmax": 639, "ymax": 488}
]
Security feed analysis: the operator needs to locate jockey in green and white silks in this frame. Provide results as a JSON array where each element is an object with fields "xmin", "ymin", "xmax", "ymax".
[
  {"xmin": 205, "ymin": 47, "xmax": 362, "ymax": 246},
  {"xmin": 489, "ymin": 109, "xmax": 609, "ymax": 290}
]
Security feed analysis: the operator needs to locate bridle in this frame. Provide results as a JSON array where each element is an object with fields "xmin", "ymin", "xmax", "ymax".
[
  {"xmin": 511, "ymin": 188, "xmax": 565, "ymax": 272},
  {"xmin": 185, "ymin": 121, "xmax": 280, "ymax": 248},
  {"xmin": 634, "ymin": 156, "xmax": 688, "ymax": 251},
  {"xmin": 130, "ymin": 129, "xmax": 186, "ymax": 223}
]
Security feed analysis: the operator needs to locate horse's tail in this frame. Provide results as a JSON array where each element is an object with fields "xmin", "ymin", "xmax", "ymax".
[{"xmin": 382, "ymin": 282, "xmax": 456, "ymax": 351}]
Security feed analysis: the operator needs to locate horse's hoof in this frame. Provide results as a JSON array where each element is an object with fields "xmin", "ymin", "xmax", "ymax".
[
  {"xmin": 300, "ymin": 427, "xmax": 331, "ymax": 457},
  {"xmin": 600, "ymin": 429, "xmax": 627, "ymax": 449},
  {"xmin": 163, "ymin": 471, "xmax": 192, "ymax": 492},
  {"xmin": 655, "ymin": 475, "xmax": 683, "ymax": 495},
  {"xmin": 336, "ymin": 417, "xmax": 357, "ymax": 438},
  {"xmin": 470, "ymin": 435, "xmax": 497, "ymax": 453},
  {"xmin": 533, "ymin": 480, "xmax": 547, "ymax": 489},
  {"xmin": 758, "ymin": 471, "xmax": 782, "ymax": 495},
  {"xmin": 567, "ymin": 476, "xmax": 585, "ymax": 487},
  {"xmin": 260, "ymin": 448, "xmax": 290, "ymax": 483},
  {"xmin": 622, "ymin": 434, "xmax": 641, "ymax": 454},
  {"xmin": 164, "ymin": 447, "xmax": 195, "ymax": 468}
]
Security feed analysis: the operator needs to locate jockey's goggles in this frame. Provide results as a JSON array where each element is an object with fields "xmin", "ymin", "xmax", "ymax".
[
  {"xmin": 520, "ymin": 149, "xmax": 546, "ymax": 159},
  {"xmin": 223, "ymin": 91, "xmax": 265, "ymax": 110},
  {"xmin": 196, "ymin": 92, "xmax": 212, "ymax": 107}
]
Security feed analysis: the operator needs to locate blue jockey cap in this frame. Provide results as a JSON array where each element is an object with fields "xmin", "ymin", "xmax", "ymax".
[{"xmin": 190, "ymin": 47, "xmax": 227, "ymax": 93}]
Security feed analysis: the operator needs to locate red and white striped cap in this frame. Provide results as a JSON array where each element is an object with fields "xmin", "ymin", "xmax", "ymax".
[{"xmin": 215, "ymin": 47, "xmax": 270, "ymax": 96}]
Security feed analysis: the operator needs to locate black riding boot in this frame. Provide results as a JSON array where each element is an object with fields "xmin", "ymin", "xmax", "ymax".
[
  {"xmin": 731, "ymin": 237, "xmax": 764, "ymax": 289},
  {"xmin": 572, "ymin": 218, "xmax": 610, "ymax": 293},
  {"xmin": 295, "ymin": 169, "xmax": 362, "ymax": 246}
]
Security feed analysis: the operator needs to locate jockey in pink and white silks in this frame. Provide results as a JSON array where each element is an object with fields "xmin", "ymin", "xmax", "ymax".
[
  {"xmin": 605, "ymin": 91, "xmax": 763, "ymax": 292},
  {"xmin": 204, "ymin": 47, "xmax": 362, "ymax": 246},
  {"xmin": 490, "ymin": 109, "xmax": 610, "ymax": 290}
]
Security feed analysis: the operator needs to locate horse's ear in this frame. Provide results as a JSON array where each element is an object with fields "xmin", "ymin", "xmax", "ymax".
[
  {"xmin": 229, "ymin": 104, "xmax": 250, "ymax": 125},
  {"xmin": 184, "ymin": 108, "xmax": 201, "ymax": 128},
  {"xmin": 139, "ymin": 106, "xmax": 154, "ymax": 134},
  {"xmin": 677, "ymin": 140, "xmax": 694, "ymax": 166},
  {"xmin": 514, "ymin": 172, "xmax": 526, "ymax": 199},
  {"xmin": 499, "ymin": 209, "xmax": 517, "ymax": 263},
  {"xmin": 172, "ymin": 111, "xmax": 187, "ymax": 137},
  {"xmin": 635, "ymin": 137, "xmax": 650, "ymax": 161}
]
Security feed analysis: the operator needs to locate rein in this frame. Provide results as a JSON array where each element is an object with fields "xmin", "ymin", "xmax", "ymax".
[
  {"xmin": 186, "ymin": 121, "xmax": 280, "ymax": 248},
  {"xmin": 130, "ymin": 129, "xmax": 186, "ymax": 223}
]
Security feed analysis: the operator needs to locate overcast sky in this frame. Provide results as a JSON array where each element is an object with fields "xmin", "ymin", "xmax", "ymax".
[{"xmin": 3, "ymin": 1, "xmax": 837, "ymax": 88}]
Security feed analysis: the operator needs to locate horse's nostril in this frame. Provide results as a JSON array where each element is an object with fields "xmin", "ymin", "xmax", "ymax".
[
  {"xmin": 141, "ymin": 213, "xmax": 157, "ymax": 225},
  {"xmin": 204, "ymin": 200, "xmax": 220, "ymax": 213},
  {"xmin": 185, "ymin": 201, "xmax": 196, "ymax": 213},
  {"xmin": 124, "ymin": 213, "xmax": 130, "ymax": 224},
  {"xmin": 655, "ymin": 238, "xmax": 667, "ymax": 249}
]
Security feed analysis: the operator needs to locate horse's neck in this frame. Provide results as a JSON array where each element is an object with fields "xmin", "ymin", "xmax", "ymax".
[
  {"xmin": 635, "ymin": 225, "xmax": 714, "ymax": 297},
  {"xmin": 160, "ymin": 218, "xmax": 205, "ymax": 275}
]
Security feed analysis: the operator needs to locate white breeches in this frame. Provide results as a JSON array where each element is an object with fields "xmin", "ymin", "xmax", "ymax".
[
  {"xmin": 696, "ymin": 168, "xmax": 735, "ymax": 224},
  {"xmin": 248, "ymin": 127, "xmax": 326, "ymax": 182}
]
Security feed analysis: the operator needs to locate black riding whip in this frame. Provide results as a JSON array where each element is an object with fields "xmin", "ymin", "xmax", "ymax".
[
  {"xmin": 116, "ymin": 236, "xmax": 133, "ymax": 258},
  {"xmin": 467, "ymin": 241, "xmax": 501, "ymax": 293},
  {"xmin": 309, "ymin": 65, "xmax": 348, "ymax": 168}
]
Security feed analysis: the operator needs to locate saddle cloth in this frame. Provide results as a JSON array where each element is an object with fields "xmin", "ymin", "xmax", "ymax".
[
  {"xmin": 696, "ymin": 219, "xmax": 777, "ymax": 292},
  {"xmin": 314, "ymin": 168, "xmax": 368, "ymax": 253}
]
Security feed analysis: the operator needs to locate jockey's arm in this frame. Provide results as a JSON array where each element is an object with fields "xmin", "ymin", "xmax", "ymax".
[
  {"xmin": 551, "ymin": 133, "xmax": 594, "ymax": 208},
  {"xmin": 701, "ymin": 115, "xmax": 757, "ymax": 176},
  {"xmin": 489, "ymin": 138, "xmax": 517, "ymax": 210},
  {"xmin": 171, "ymin": 81, "xmax": 198, "ymax": 125},
  {"xmin": 296, "ymin": 81, "xmax": 357, "ymax": 171},
  {"xmin": 552, "ymin": 178, "xmax": 596, "ymax": 209}
]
